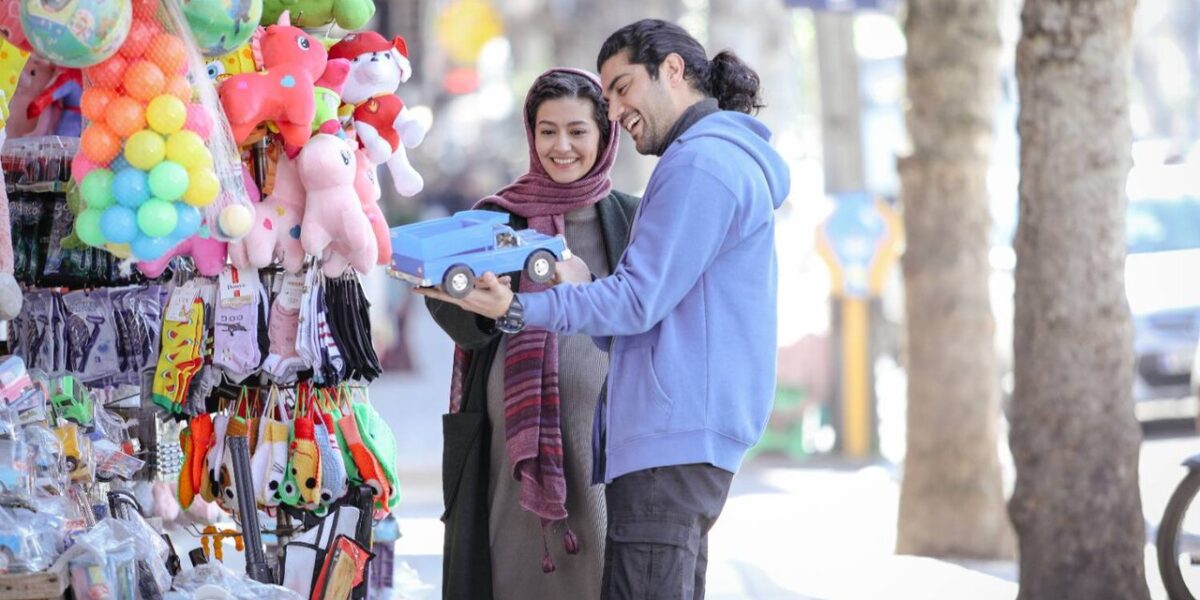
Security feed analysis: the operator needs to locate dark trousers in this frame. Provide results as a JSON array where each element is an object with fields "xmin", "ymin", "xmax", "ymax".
[{"xmin": 601, "ymin": 464, "xmax": 734, "ymax": 600}]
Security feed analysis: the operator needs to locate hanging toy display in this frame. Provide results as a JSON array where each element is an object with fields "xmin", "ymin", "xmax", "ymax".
[
  {"xmin": 19, "ymin": 0, "xmax": 133, "ymax": 68},
  {"xmin": 181, "ymin": 0, "xmax": 262, "ymax": 58},
  {"xmin": 70, "ymin": 0, "xmax": 254, "ymax": 266}
]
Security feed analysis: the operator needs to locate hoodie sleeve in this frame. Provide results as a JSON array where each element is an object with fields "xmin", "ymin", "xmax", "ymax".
[{"xmin": 520, "ymin": 164, "xmax": 738, "ymax": 336}]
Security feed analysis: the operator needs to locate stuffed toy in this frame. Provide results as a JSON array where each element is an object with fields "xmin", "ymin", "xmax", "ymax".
[
  {"xmin": 296, "ymin": 134, "xmax": 375, "ymax": 276},
  {"xmin": 26, "ymin": 67, "xmax": 82, "ymax": 137},
  {"xmin": 353, "ymin": 147, "xmax": 390, "ymax": 265},
  {"xmin": 228, "ymin": 152, "xmax": 306, "ymax": 272},
  {"xmin": 329, "ymin": 31, "xmax": 427, "ymax": 197},
  {"xmin": 218, "ymin": 12, "xmax": 326, "ymax": 147},
  {"xmin": 6, "ymin": 54, "xmax": 56, "ymax": 138},
  {"xmin": 0, "ymin": 129, "xmax": 19, "ymax": 321},
  {"xmin": 261, "ymin": 0, "xmax": 374, "ymax": 32}
]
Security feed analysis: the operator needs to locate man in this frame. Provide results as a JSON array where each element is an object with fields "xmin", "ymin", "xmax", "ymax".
[{"xmin": 419, "ymin": 19, "xmax": 790, "ymax": 599}]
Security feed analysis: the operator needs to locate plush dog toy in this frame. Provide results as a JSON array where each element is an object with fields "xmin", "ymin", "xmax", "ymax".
[
  {"xmin": 218, "ymin": 12, "xmax": 325, "ymax": 147},
  {"xmin": 228, "ymin": 153, "xmax": 307, "ymax": 273},
  {"xmin": 329, "ymin": 31, "xmax": 427, "ymax": 197},
  {"xmin": 297, "ymin": 134, "xmax": 375, "ymax": 276}
]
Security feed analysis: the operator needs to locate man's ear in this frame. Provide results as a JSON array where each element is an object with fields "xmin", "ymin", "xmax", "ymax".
[{"xmin": 660, "ymin": 53, "xmax": 687, "ymax": 87}]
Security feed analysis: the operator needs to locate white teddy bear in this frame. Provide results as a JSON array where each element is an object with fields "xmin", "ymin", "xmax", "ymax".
[{"xmin": 329, "ymin": 31, "xmax": 429, "ymax": 197}]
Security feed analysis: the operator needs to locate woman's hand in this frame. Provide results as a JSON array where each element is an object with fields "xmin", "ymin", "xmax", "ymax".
[
  {"xmin": 553, "ymin": 256, "xmax": 593, "ymax": 285},
  {"xmin": 414, "ymin": 273, "xmax": 514, "ymax": 319}
]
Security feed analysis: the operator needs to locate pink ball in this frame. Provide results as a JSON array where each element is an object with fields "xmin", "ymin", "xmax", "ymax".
[
  {"xmin": 184, "ymin": 104, "xmax": 214, "ymax": 140},
  {"xmin": 71, "ymin": 153, "xmax": 100, "ymax": 181}
]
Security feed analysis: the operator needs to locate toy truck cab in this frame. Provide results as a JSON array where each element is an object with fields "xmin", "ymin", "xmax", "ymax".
[{"xmin": 388, "ymin": 210, "xmax": 572, "ymax": 298}]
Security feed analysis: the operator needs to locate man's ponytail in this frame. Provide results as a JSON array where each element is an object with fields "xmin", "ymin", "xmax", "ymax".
[{"xmin": 708, "ymin": 50, "xmax": 763, "ymax": 115}]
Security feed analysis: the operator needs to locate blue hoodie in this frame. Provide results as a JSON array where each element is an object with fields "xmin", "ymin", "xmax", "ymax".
[{"xmin": 519, "ymin": 110, "xmax": 790, "ymax": 482}]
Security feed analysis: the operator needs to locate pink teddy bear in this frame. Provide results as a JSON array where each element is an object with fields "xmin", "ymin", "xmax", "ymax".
[
  {"xmin": 298, "ymin": 134, "xmax": 375, "ymax": 277},
  {"xmin": 228, "ymin": 153, "xmax": 307, "ymax": 273},
  {"xmin": 353, "ymin": 148, "xmax": 391, "ymax": 266}
]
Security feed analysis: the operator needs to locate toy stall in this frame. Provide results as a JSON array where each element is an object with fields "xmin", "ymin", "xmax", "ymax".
[{"xmin": 0, "ymin": 0, "xmax": 426, "ymax": 595}]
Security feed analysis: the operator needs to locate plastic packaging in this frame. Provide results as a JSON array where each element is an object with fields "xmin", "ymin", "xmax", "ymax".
[{"xmin": 171, "ymin": 563, "xmax": 304, "ymax": 600}]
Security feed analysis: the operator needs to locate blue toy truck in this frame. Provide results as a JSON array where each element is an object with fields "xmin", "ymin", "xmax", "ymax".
[{"xmin": 387, "ymin": 210, "xmax": 572, "ymax": 298}]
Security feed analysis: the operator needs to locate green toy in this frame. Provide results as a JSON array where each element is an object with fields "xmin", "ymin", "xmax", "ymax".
[
  {"xmin": 260, "ymin": 0, "xmax": 375, "ymax": 32},
  {"xmin": 49, "ymin": 376, "xmax": 93, "ymax": 426}
]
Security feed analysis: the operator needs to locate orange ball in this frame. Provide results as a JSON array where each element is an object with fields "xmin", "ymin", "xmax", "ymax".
[
  {"xmin": 164, "ymin": 75, "xmax": 191, "ymax": 102},
  {"xmin": 106, "ymin": 96, "xmax": 146, "ymax": 138},
  {"xmin": 120, "ymin": 19, "xmax": 159, "ymax": 59},
  {"xmin": 147, "ymin": 33, "xmax": 187, "ymax": 76},
  {"xmin": 81, "ymin": 124, "xmax": 121, "ymax": 164},
  {"xmin": 80, "ymin": 88, "xmax": 116, "ymax": 122},
  {"xmin": 85, "ymin": 55, "xmax": 128, "ymax": 89},
  {"xmin": 123, "ymin": 61, "xmax": 165, "ymax": 102},
  {"xmin": 131, "ymin": 0, "xmax": 156, "ymax": 19}
]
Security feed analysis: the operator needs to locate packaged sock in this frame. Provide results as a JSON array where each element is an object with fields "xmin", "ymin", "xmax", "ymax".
[{"xmin": 214, "ymin": 267, "xmax": 265, "ymax": 383}]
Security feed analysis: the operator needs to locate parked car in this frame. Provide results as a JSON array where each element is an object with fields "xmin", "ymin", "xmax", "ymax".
[{"xmin": 387, "ymin": 210, "xmax": 571, "ymax": 298}]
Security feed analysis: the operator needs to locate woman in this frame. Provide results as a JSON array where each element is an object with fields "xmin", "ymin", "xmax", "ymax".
[{"xmin": 426, "ymin": 68, "xmax": 637, "ymax": 600}]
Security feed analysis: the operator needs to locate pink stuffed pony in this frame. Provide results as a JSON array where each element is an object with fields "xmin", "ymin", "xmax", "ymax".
[
  {"xmin": 228, "ymin": 152, "xmax": 307, "ymax": 273},
  {"xmin": 352, "ymin": 148, "xmax": 390, "ymax": 265},
  {"xmin": 218, "ymin": 12, "xmax": 326, "ymax": 147},
  {"xmin": 298, "ymin": 134, "xmax": 375, "ymax": 277}
]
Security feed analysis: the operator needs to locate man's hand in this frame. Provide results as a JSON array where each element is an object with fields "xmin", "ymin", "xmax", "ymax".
[
  {"xmin": 553, "ymin": 256, "xmax": 592, "ymax": 285},
  {"xmin": 413, "ymin": 273, "xmax": 513, "ymax": 319}
]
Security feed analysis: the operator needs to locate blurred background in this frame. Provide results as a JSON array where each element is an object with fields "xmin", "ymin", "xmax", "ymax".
[{"xmin": 355, "ymin": 0, "xmax": 1200, "ymax": 597}]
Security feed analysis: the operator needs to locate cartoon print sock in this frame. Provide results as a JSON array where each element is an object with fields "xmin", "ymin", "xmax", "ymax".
[
  {"xmin": 152, "ymin": 294, "xmax": 205, "ymax": 413},
  {"xmin": 313, "ymin": 416, "xmax": 346, "ymax": 508},
  {"xmin": 339, "ymin": 412, "xmax": 388, "ymax": 507},
  {"xmin": 188, "ymin": 413, "xmax": 214, "ymax": 496},
  {"xmin": 261, "ymin": 419, "xmax": 290, "ymax": 507},
  {"xmin": 326, "ymin": 408, "xmax": 359, "ymax": 483},
  {"xmin": 177, "ymin": 427, "xmax": 195, "ymax": 509},
  {"xmin": 199, "ymin": 414, "xmax": 229, "ymax": 503},
  {"xmin": 249, "ymin": 419, "xmax": 272, "ymax": 505},
  {"xmin": 217, "ymin": 417, "xmax": 248, "ymax": 511},
  {"xmin": 285, "ymin": 415, "xmax": 322, "ymax": 510},
  {"xmin": 355, "ymin": 402, "xmax": 400, "ymax": 509},
  {"xmin": 214, "ymin": 275, "xmax": 264, "ymax": 383}
]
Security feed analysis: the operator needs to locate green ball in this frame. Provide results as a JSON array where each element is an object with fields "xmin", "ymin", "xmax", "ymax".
[
  {"xmin": 74, "ymin": 209, "xmax": 106, "ymax": 247},
  {"xmin": 148, "ymin": 161, "xmax": 190, "ymax": 201},
  {"xmin": 80, "ymin": 169, "xmax": 115, "ymax": 209},
  {"xmin": 137, "ymin": 199, "xmax": 178, "ymax": 238}
]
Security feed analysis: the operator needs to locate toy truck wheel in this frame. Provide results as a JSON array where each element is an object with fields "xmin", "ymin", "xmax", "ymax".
[
  {"xmin": 525, "ymin": 250, "xmax": 556, "ymax": 284},
  {"xmin": 443, "ymin": 265, "xmax": 476, "ymax": 299}
]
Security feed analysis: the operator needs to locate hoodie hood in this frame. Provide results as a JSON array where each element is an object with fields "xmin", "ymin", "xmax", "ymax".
[{"xmin": 678, "ymin": 111, "xmax": 791, "ymax": 209}]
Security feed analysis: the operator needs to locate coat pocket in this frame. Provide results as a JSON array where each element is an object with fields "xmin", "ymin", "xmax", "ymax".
[{"xmin": 609, "ymin": 346, "xmax": 674, "ymax": 446}]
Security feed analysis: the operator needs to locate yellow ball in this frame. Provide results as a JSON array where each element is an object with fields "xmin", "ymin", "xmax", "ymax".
[
  {"xmin": 106, "ymin": 242, "xmax": 132, "ymax": 259},
  {"xmin": 218, "ymin": 204, "xmax": 252, "ymax": 238},
  {"xmin": 146, "ymin": 95, "xmax": 187, "ymax": 134},
  {"xmin": 166, "ymin": 130, "xmax": 212, "ymax": 169},
  {"xmin": 182, "ymin": 168, "xmax": 220, "ymax": 207},
  {"xmin": 124, "ymin": 130, "xmax": 166, "ymax": 170}
]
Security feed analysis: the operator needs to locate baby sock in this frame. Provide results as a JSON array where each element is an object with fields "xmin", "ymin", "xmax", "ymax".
[
  {"xmin": 313, "ymin": 416, "xmax": 346, "ymax": 509},
  {"xmin": 286, "ymin": 415, "xmax": 322, "ymax": 510},
  {"xmin": 325, "ymin": 408, "xmax": 359, "ymax": 483},
  {"xmin": 217, "ymin": 417, "xmax": 248, "ymax": 511},
  {"xmin": 199, "ymin": 414, "xmax": 228, "ymax": 503},
  {"xmin": 355, "ymin": 402, "xmax": 400, "ymax": 509},
  {"xmin": 261, "ymin": 419, "xmax": 290, "ymax": 507},
  {"xmin": 188, "ymin": 413, "xmax": 214, "ymax": 497},
  {"xmin": 339, "ymin": 413, "xmax": 388, "ymax": 507},
  {"xmin": 214, "ymin": 270, "xmax": 265, "ymax": 383},
  {"xmin": 249, "ymin": 420, "xmax": 272, "ymax": 506},
  {"xmin": 177, "ymin": 427, "xmax": 195, "ymax": 509}
]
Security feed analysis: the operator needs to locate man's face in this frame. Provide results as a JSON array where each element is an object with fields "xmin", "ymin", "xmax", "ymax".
[{"xmin": 600, "ymin": 50, "xmax": 676, "ymax": 155}]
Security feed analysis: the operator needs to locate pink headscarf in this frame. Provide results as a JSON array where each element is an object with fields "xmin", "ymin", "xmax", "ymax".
[{"xmin": 476, "ymin": 67, "xmax": 620, "ymax": 237}]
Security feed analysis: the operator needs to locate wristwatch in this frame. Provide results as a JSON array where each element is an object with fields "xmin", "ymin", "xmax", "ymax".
[{"xmin": 496, "ymin": 295, "xmax": 526, "ymax": 334}]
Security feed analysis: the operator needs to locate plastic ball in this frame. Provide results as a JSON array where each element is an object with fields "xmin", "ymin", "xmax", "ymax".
[
  {"xmin": 218, "ymin": 204, "xmax": 252, "ymax": 238},
  {"xmin": 147, "ymin": 33, "xmax": 187, "ymax": 75},
  {"xmin": 20, "ymin": 0, "xmax": 132, "ymax": 67},
  {"xmin": 182, "ymin": 168, "xmax": 219, "ymax": 207},
  {"xmin": 146, "ymin": 95, "xmax": 186, "ymax": 134},
  {"xmin": 172, "ymin": 203, "xmax": 202, "ymax": 238},
  {"xmin": 105, "ymin": 96, "xmax": 146, "ymax": 138},
  {"xmin": 119, "ymin": 18, "xmax": 158, "ymax": 59},
  {"xmin": 148, "ymin": 161, "xmax": 189, "ymax": 201},
  {"xmin": 80, "ymin": 169, "xmax": 115, "ymax": 209},
  {"xmin": 74, "ymin": 209, "xmax": 106, "ymax": 247},
  {"xmin": 71, "ymin": 154, "xmax": 101, "ymax": 181},
  {"xmin": 84, "ymin": 54, "xmax": 127, "ymax": 89},
  {"xmin": 122, "ymin": 60, "xmax": 164, "ymax": 102},
  {"xmin": 164, "ymin": 76, "xmax": 191, "ymax": 102},
  {"xmin": 124, "ymin": 130, "xmax": 165, "ymax": 170},
  {"xmin": 100, "ymin": 205, "xmax": 138, "ymax": 244},
  {"xmin": 166, "ymin": 131, "xmax": 211, "ymax": 169},
  {"xmin": 137, "ymin": 198, "xmax": 177, "ymax": 238},
  {"xmin": 106, "ymin": 242, "xmax": 132, "ymax": 259},
  {"xmin": 131, "ymin": 234, "xmax": 173, "ymax": 260},
  {"xmin": 81, "ymin": 124, "xmax": 121, "ymax": 164},
  {"xmin": 112, "ymin": 168, "xmax": 150, "ymax": 208},
  {"xmin": 81, "ymin": 88, "xmax": 116, "ymax": 122},
  {"xmin": 110, "ymin": 154, "xmax": 130, "ymax": 173},
  {"xmin": 184, "ymin": 0, "xmax": 262, "ymax": 57},
  {"xmin": 131, "ymin": 0, "xmax": 157, "ymax": 20}
]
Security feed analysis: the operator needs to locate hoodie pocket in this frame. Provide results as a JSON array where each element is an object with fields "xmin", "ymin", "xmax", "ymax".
[{"xmin": 609, "ymin": 345, "xmax": 674, "ymax": 445}]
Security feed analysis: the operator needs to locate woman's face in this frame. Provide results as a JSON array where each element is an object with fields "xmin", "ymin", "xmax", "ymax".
[{"xmin": 533, "ymin": 97, "xmax": 601, "ymax": 184}]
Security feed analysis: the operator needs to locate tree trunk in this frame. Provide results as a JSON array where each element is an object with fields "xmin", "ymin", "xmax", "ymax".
[
  {"xmin": 1009, "ymin": 0, "xmax": 1148, "ymax": 597},
  {"xmin": 896, "ymin": 0, "xmax": 1015, "ymax": 559}
]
